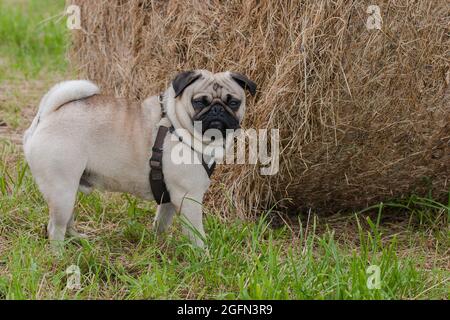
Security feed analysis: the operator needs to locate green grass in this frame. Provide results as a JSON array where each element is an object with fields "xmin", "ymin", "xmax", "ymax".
[
  {"xmin": 0, "ymin": 0, "xmax": 68, "ymax": 132},
  {"xmin": 0, "ymin": 141, "xmax": 449, "ymax": 299},
  {"xmin": 0, "ymin": 0, "xmax": 449, "ymax": 300},
  {"xmin": 0, "ymin": 0, "xmax": 67, "ymax": 79}
]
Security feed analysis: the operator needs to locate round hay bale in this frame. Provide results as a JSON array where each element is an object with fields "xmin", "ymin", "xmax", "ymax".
[{"xmin": 69, "ymin": 0, "xmax": 449, "ymax": 216}]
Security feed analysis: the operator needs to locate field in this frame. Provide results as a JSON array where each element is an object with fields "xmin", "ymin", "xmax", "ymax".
[{"xmin": 0, "ymin": 0, "xmax": 448, "ymax": 299}]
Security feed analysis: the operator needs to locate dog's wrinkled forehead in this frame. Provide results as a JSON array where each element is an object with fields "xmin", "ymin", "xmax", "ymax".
[
  {"xmin": 194, "ymin": 72, "xmax": 244, "ymax": 99},
  {"xmin": 172, "ymin": 70, "xmax": 256, "ymax": 99}
]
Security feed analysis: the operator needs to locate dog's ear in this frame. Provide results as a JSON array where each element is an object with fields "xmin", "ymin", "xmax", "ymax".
[
  {"xmin": 230, "ymin": 72, "xmax": 257, "ymax": 96},
  {"xmin": 172, "ymin": 71, "xmax": 201, "ymax": 98}
]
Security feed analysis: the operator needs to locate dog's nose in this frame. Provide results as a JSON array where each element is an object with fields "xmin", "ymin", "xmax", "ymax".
[{"xmin": 210, "ymin": 104, "xmax": 223, "ymax": 115}]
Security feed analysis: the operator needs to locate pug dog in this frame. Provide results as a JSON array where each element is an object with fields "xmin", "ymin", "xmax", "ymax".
[{"xmin": 23, "ymin": 70, "xmax": 256, "ymax": 249}]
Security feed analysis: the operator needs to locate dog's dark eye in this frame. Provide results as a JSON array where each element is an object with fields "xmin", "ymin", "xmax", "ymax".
[
  {"xmin": 192, "ymin": 97, "xmax": 209, "ymax": 109},
  {"xmin": 228, "ymin": 98, "xmax": 241, "ymax": 109}
]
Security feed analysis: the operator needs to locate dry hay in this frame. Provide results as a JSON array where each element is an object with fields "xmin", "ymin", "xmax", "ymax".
[{"xmin": 69, "ymin": 0, "xmax": 450, "ymax": 216}]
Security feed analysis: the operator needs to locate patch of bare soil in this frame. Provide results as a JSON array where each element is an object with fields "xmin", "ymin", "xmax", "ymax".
[{"xmin": 0, "ymin": 77, "xmax": 63, "ymax": 144}]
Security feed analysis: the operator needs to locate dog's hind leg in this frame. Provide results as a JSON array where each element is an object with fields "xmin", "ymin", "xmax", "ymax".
[
  {"xmin": 26, "ymin": 137, "xmax": 86, "ymax": 245},
  {"xmin": 65, "ymin": 176, "xmax": 92, "ymax": 239},
  {"xmin": 46, "ymin": 186, "xmax": 77, "ymax": 242},
  {"xmin": 153, "ymin": 203, "xmax": 176, "ymax": 234},
  {"xmin": 67, "ymin": 213, "xmax": 88, "ymax": 239}
]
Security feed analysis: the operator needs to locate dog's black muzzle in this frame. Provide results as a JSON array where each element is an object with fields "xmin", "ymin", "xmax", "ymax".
[{"xmin": 194, "ymin": 100, "xmax": 240, "ymax": 137}]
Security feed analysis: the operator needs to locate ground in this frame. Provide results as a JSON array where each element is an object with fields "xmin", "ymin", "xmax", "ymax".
[{"xmin": 0, "ymin": 0, "xmax": 448, "ymax": 299}]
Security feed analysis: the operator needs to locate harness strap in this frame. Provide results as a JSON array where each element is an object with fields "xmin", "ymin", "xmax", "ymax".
[
  {"xmin": 168, "ymin": 126, "xmax": 216, "ymax": 177},
  {"xmin": 149, "ymin": 125, "xmax": 171, "ymax": 204},
  {"xmin": 149, "ymin": 96, "xmax": 216, "ymax": 204},
  {"xmin": 202, "ymin": 159, "xmax": 216, "ymax": 177}
]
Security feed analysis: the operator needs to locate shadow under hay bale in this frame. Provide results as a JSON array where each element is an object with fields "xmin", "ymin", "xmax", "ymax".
[{"xmin": 69, "ymin": 0, "xmax": 449, "ymax": 216}]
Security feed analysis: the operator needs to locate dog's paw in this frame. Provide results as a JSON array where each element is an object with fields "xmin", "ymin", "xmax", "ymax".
[
  {"xmin": 49, "ymin": 240, "xmax": 65, "ymax": 257},
  {"xmin": 66, "ymin": 227, "xmax": 88, "ymax": 239}
]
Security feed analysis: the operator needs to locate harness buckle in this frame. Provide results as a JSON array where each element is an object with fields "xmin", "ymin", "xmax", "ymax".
[{"xmin": 150, "ymin": 159, "xmax": 161, "ymax": 168}]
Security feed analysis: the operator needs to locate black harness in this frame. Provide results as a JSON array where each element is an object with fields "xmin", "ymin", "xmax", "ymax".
[{"xmin": 149, "ymin": 96, "xmax": 216, "ymax": 205}]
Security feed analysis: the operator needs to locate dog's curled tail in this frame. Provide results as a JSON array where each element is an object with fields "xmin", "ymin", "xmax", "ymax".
[{"xmin": 23, "ymin": 80, "xmax": 100, "ymax": 147}]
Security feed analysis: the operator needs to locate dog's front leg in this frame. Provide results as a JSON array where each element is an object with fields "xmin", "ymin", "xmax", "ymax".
[
  {"xmin": 153, "ymin": 202, "xmax": 176, "ymax": 234},
  {"xmin": 173, "ymin": 195, "xmax": 205, "ymax": 249}
]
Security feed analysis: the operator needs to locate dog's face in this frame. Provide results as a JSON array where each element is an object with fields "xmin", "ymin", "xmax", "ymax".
[{"xmin": 171, "ymin": 70, "xmax": 256, "ymax": 139}]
